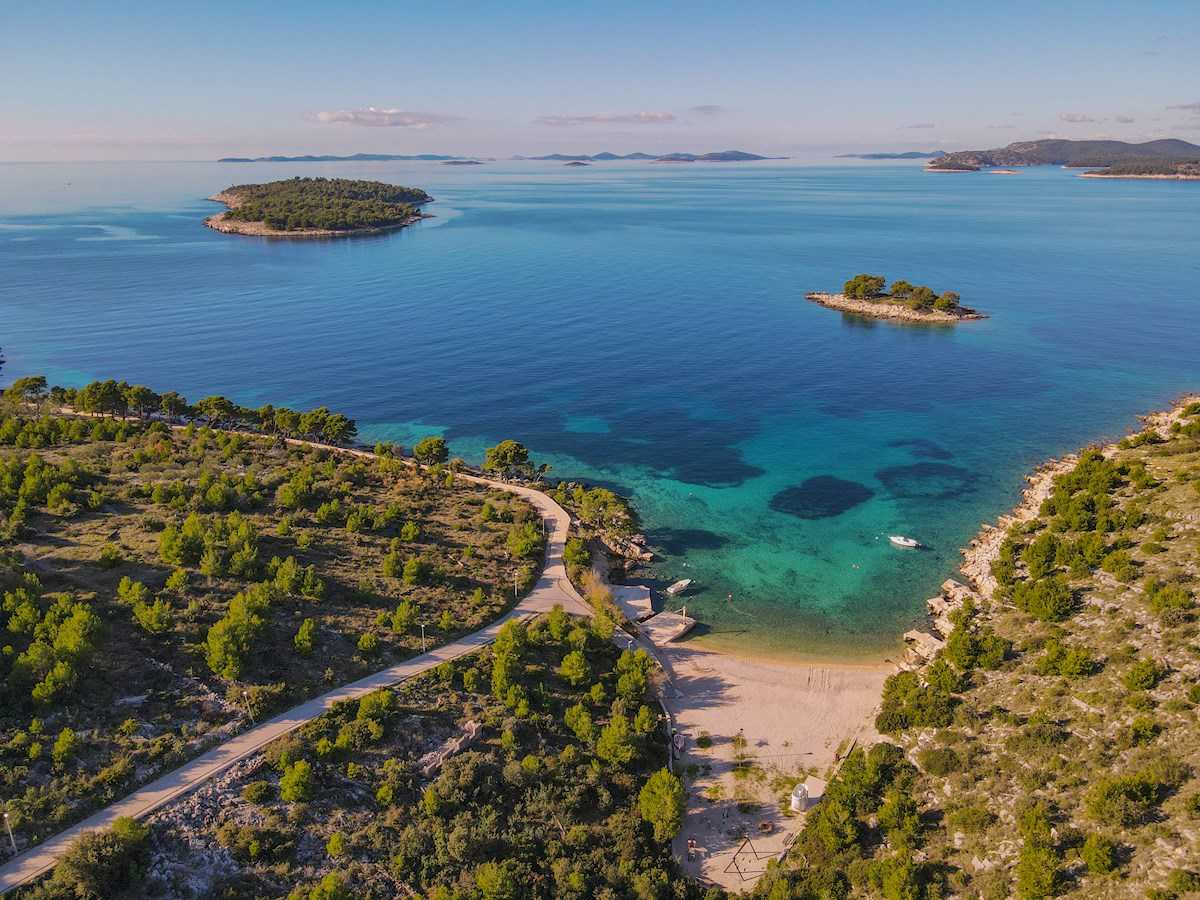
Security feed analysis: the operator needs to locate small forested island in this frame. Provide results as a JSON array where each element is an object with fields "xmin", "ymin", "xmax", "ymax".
[
  {"xmin": 807, "ymin": 274, "xmax": 985, "ymax": 322},
  {"xmin": 204, "ymin": 177, "xmax": 432, "ymax": 237}
]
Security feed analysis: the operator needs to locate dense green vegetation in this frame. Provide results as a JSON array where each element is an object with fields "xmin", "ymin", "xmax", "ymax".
[
  {"xmin": 750, "ymin": 400, "xmax": 1200, "ymax": 898},
  {"xmin": 0, "ymin": 383, "xmax": 546, "ymax": 850},
  {"xmin": 1083, "ymin": 159, "xmax": 1200, "ymax": 177},
  {"xmin": 216, "ymin": 177, "xmax": 431, "ymax": 232},
  {"xmin": 22, "ymin": 612, "xmax": 710, "ymax": 900},
  {"xmin": 842, "ymin": 274, "xmax": 972, "ymax": 314}
]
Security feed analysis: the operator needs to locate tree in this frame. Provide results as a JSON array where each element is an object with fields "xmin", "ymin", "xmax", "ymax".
[
  {"xmin": 843, "ymin": 273, "xmax": 887, "ymax": 299},
  {"xmin": 596, "ymin": 713, "xmax": 635, "ymax": 765},
  {"xmin": 275, "ymin": 407, "xmax": 301, "ymax": 437},
  {"xmin": 402, "ymin": 556, "xmax": 431, "ymax": 585},
  {"xmin": 1013, "ymin": 575, "xmax": 1075, "ymax": 622},
  {"xmin": 1081, "ymin": 833, "xmax": 1117, "ymax": 874},
  {"xmin": 908, "ymin": 285, "xmax": 937, "ymax": 309},
  {"xmin": 547, "ymin": 604, "xmax": 571, "ymax": 640},
  {"xmin": 123, "ymin": 385, "xmax": 161, "ymax": 418},
  {"xmin": 1022, "ymin": 533, "xmax": 1060, "ymax": 579},
  {"xmin": 77, "ymin": 379, "xmax": 127, "ymax": 417},
  {"xmin": 390, "ymin": 601, "xmax": 417, "ymax": 633},
  {"xmin": 195, "ymin": 395, "xmax": 237, "ymax": 428},
  {"xmin": 294, "ymin": 618, "xmax": 318, "ymax": 656},
  {"xmin": 326, "ymin": 831, "xmax": 346, "ymax": 858},
  {"xmin": 638, "ymin": 769, "xmax": 686, "ymax": 842},
  {"xmin": 475, "ymin": 860, "xmax": 520, "ymax": 900},
  {"xmin": 562, "ymin": 538, "xmax": 591, "ymax": 580},
  {"xmin": 159, "ymin": 391, "xmax": 190, "ymax": 419},
  {"xmin": 558, "ymin": 650, "xmax": 589, "ymax": 686},
  {"xmin": 889, "ymin": 280, "xmax": 914, "ymax": 299},
  {"xmin": 1016, "ymin": 802, "xmax": 1061, "ymax": 899},
  {"xmin": 414, "ymin": 436, "xmax": 449, "ymax": 465},
  {"xmin": 280, "ymin": 759, "xmax": 315, "ymax": 802},
  {"xmin": 507, "ymin": 521, "xmax": 545, "ymax": 559},
  {"xmin": 934, "ymin": 290, "xmax": 961, "ymax": 311},
  {"xmin": 4, "ymin": 375, "xmax": 49, "ymax": 407},
  {"xmin": 579, "ymin": 489, "xmax": 639, "ymax": 535},
  {"xmin": 1124, "ymin": 658, "xmax": 1163, "ymax": 691},
  {"xmin": 322, "ymin": 414, "xmax": 357, "ymax": 444},
  {"xmin": 52, "ymin": 726, "xmax": 78, "ymax": 769},
  {"xmin": 309, "ymin": 872, "xmax": 352, "ymax": 900},
  {"xmin": 564, "ymin": 702, "xmax": 595, "ymax": 744},
  {"xmin": 49, "ymin": 816, "xmax": 150, "ymax": 899},
  {"xmin": 132, "ymin": 598, "xmax": 174, "ymax": 636},
  {"xmin": 483, "ymin": 440, "xmax": 532, "ymax": 477}
]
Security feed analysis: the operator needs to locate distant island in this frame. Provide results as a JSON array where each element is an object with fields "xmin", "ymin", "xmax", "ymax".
[
  {"xmin": 204, "ymin": 177, "xmax": 432, "ymax": 237},
  {"xmin": 836, "ymin": 151, "xmax": 949, "ymax": 160},
  {"xmin": 523, "ymin": 150, "xmax": 783, "ymax": 162},
  {"xmin": 217, "ymin": 150, "xmax": 785, "ymax": 164},
  {"xmin": 807, "ymin": 274, "xmax": 985, "ymax": 323},
  {"xmin": 440, "ymin": 160, "xmax": 484, "ymax": 166},
  {"xmin": 926, "ymin": 138, "xmax": 1200, "ymax": 174},
  {"xmin": 564, "ymin": 161, "xmax": 590, "ymax": 167},
  {"xmin": 218, "ymin": 153, "xmax": 467, "ymax": 163}
]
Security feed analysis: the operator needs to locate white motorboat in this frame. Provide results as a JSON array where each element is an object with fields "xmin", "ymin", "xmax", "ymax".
[
  {"xmin": 889, "ymin": 535, "xmax": 920, "ymax": 548},
  {"xmin": 665, "ymin": 578, "xmax": 693, "ymax": 596}
]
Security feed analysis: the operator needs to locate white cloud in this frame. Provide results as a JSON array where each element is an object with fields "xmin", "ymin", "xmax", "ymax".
[
  {"xmin": 533, "ymin": 111, "xmax": 676, "ymax": 126},
  {"xmin": 1171, "ymin": 122, "xmax": 1200, "ymax": 131},
  {"xmin": 1166, "ymin": 101, "xmax": 1200, "ymax": 110},
  {"xmin": 898, "ymin": 122, "xmax": 935, "ymax": 130},
  {"xmin": 1115, "ymin": 115, "xmax": 1136, "ymax": 124},
  {"xmin": 1059, "ymin": 113, "xmax": 1095, "ymax": 123},
  {"xmin": 304, "ymin": 108, "xmax": 458, "ymax": 128},
  {"xmin": 688, "ymin": 105, "xmax": 723, "ymax": 115},
  {"xmin": 986, "ymin": 124, "xmax": 1016, "ymax": 129}
]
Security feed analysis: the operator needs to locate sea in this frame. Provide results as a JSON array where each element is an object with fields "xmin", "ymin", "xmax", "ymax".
[{"xmin": 2, "ymin": 159, "xmax": 1198, "ymax": 661}]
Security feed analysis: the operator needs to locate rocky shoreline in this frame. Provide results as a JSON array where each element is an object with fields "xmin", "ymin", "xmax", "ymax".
[
  {"xmin": 1078, "ymin": 173, "xmax": 1200, "ymax": 181},
  {"xmin": 805, "ymin": 291, "xmax": 987, "ymax": 323},
  {"xmin": 958, "ymin": 393, "xmax": 1200, "ymax": 598},
  {"xmin": 203, "ymin": 190, "xmax": 430, "ymax": 238}
]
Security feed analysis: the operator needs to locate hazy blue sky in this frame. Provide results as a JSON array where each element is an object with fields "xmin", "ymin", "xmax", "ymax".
[{"xmin": 3, "ymin": 0, "xmax": 1198, "ymax": 160}]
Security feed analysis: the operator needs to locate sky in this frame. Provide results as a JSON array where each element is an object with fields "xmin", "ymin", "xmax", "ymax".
[{"xmin": 2, "ymin": 0, "xmax": 1199, "ymax": 161}]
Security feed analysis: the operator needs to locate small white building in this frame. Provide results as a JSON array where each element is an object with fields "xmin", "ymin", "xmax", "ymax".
[{"xmin": 789, "ymin": 783, "xmax": 810, "ymax": 813}]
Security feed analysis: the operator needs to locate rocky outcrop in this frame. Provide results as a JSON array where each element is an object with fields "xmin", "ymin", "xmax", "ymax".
[{"xmin": 805, "ymin": 293, "xmax": 986, "ymax": 323}]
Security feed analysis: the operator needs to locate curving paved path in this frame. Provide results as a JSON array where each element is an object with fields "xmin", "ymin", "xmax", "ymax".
[{"xmin": 0, "ymin": 468, "xmax": 590, "ymax": 895}]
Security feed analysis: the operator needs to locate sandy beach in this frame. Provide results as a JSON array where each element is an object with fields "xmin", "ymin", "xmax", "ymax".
[{"xmin": 659, "ymin": 641, "xmax": 891, "ymax": 891}]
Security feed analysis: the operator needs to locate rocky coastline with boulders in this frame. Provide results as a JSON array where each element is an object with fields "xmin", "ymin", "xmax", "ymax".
[{"xmin": 805, "ymin": 292, "xmax": 987, "ymax": 323}]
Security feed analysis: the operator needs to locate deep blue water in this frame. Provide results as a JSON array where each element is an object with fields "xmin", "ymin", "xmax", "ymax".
[{"xmin": 2, "ymin": 160, "xmax": 1198, "ymax": 659}]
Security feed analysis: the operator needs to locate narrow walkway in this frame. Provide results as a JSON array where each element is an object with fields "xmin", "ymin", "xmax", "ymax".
[{"xmin": 0, "ymin": 462, "xmax": 590, "ymax": 895}]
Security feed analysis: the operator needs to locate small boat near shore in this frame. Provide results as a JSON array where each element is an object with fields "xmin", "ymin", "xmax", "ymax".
[
  {"xmin": 889, "ymin": 535, "xmax": 920, "ymax": 548},
  {"xmin": 665, "ymin": 578, "xmax": 693, "ymax": 596}
]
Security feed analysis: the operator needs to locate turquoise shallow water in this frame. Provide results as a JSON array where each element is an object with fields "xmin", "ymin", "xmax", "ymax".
[{"xmin": 2, "ymin": 160, "xmax": 1198, "ymax": 659}]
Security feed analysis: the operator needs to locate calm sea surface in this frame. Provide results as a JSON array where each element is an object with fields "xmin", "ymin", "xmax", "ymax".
[{"xmin": 2, "ymin": 160, "xmax": 1198, "ymax": 660}]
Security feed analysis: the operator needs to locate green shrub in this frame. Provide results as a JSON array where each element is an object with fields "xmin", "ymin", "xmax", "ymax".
[
  {"xmin": 98, "ymin": 544, "xmax": 124, "ymax": 569},
  {"xmin": 1129, "ymin": 717, "xmax": 1159, "ymax": 745},
  {"xmin": 49, "ymin": 816, "xmax": 150, "ymax": 898},
  {"xmin": 1012, "ymin": 575, "xmax": 1075, "ymax": 622},
  {"xmin": 242, "ymin": 780, "xmax": 276, "ymax": 804},
  {"xmin": 918, "ymin": 746, "xmax": 960, "ymax": 777},
  {"xmin": 280, "ymin": 759, "xmax": 315, "ymax": 802},
  {"xmin": 1080, "ymin": 833, "xmax": 1118, "ymax": 875},
  {"xmin": 945, "ymin": 805, "xmax": 996, "ymax": 834},
  {"xmin": 1124, "ymin": 658, "xmax": 1164, "ymax": 692}
]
